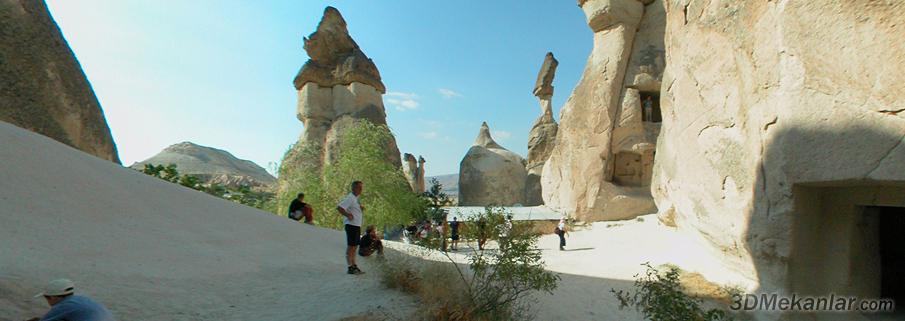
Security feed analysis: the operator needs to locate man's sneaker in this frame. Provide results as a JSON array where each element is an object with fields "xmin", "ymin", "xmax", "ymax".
[{"xmin": 348, "ymin": 265, "xmax": 364, "ymax": 275}]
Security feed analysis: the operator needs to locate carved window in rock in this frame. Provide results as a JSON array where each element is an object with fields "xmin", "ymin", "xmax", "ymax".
[
  {"xmin": 613, "ymin": 151, "xmax": 644, "ymax": 187},
  {"xmin": 640, "ymin": 92, "xmax": 661, "ymax": 123}
]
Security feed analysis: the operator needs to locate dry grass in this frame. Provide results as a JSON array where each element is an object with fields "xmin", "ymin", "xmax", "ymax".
[{"xmin": 376, "ymin": 251, "xmax": 476, "ymax": 320}]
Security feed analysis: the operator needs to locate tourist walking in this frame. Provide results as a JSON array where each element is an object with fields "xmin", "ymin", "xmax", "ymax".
[
  {"xmin": 358, "ymin": 225, "xmax": 384, "ymax": 257},
  {"xmin": 337, "ymin": 181, "xmax": 365, "ymax": 275},
  {"xmin": 555, "ymin": 218, "xmax": 568, "ymax": 251},
  {"xmin": 477, "ymin": 217, "xmax": 488, "ymax": 250},
  {"xmin": 288, "ymin": 193, "xmax": 314, "ymax": 224},
  {"xmin": 27, "ymin": 278, "xmax": 115, "ymax": 321},
  {"xmin": 449, "ymin": 217, "xmax": 460, "ymax": 251}
]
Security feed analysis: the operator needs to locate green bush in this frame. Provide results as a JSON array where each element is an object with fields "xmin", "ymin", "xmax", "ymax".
[
  {"xmin": 612, "ymin": 263, "xmax": 734, "ymax": 321},
  {"xmin": 138, "ymin": 163, "xmax": 274, "ymax": 210},
  {"xmin": 382, "ymin": 207, "xmax": 560, "ymax": 320},
  {"xmin": 275, "ymin": 120, "xmax": 425, "ymax": 229}
]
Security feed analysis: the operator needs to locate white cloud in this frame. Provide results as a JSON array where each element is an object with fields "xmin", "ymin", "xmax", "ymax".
[
  {"xmin": 492, "ymin": 130, "xmax": 512, "ymax": 142},
  {"xmin": 419, "ymin": 131, "xmax": 439, "ymax": 140},
  {"xmin": 437, "ymin": 88, "xmax": 462, "ymax": 99},
  {"xmin": 385, "ymin": 92, "xmax": 420, "ymax": 111}
]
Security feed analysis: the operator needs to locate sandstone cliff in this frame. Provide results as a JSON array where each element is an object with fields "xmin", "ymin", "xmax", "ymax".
[
  {"xmin": 541, "ymin": 0, "xmax": 663, "ymax": 221},
  {"xmin": 0, "ymin": 0, "xmax": 120, "ymax": 163},
  {"xmin": 652, "ymin": 0, "xmax": 905, "ymax": 304},
  {"xmin": 459, "ymin": 122, "xmax": 527, "ymax": 206},
  {"xmin": 131, "ymin": 142, "xmax": 276, "ymax": 189}
]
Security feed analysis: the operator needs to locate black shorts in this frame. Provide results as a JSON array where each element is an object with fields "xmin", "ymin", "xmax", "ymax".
[
  {"xmin": 451, "ymin": 234, "xmax": 459, "ymax": 241},
  {"xmin": 345, "ymin": 224, "xmax": 361, "ymax": 247}
]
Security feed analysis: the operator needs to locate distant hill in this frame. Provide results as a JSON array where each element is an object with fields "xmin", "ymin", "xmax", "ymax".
[
  {"xmin": 131, "ymin": 142, "xmax": 275, "ymax": 189},
  {"xmin": 426, "ymin": 173, "xmax": 458, "ymax": 197}
]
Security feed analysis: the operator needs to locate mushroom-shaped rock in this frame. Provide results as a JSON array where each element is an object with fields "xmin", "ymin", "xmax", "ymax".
[
  {"xmin": 459, "ymin": 122, "xmax": 527, "ymax": 206},
  {"xmin": 292, "ymin": 7, "xmax": 385, "ymax": 93}
]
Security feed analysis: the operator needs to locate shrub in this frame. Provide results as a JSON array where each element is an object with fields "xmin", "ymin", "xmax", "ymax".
[
  {"xmin": 138, "ymin": 163, "xmax": 274, "ymax": 210},
  {"xmin": 274, "ymin": 120, "xmax": 425, "ymax": 229},
  {"xmin": 381, "ymin": 207, "xmax": 560, "ymax": 320},
  {"xmin": 612, "ymin": 263, "xmax": 734, "ymax": 321}
]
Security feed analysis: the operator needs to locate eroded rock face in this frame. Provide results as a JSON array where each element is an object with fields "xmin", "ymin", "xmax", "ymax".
[
  {"xmin": 131, "ymin": 142, "xmax": 276, "ymax": 189},
  {"xmin": 459, "ymin": 122, "xmax": 527, "ymax": 206},
  {"xmin": 279, "ymin": 7, "xmax": 400, "ymax": 182},
  {"xmin": 542, "ymin": 0, "xmax": 662, "ymax": 221},
  {"xmin": 653, "ymin": 0, "xmax": 905, "ymax": 298},
  {"xmin": 526, "ymin": 53, "xmax": 560, "ymax": 206},
  {"xmin": 292, "ymin": 7, "xmax": 385, "ymax": 94},
  {"xmin": 402, "ymin": 153, "xmax": 426, "ymax": 193},
  {"xmin": 0, "ymin": 0, "xmax": 120, "ymax": 163}
]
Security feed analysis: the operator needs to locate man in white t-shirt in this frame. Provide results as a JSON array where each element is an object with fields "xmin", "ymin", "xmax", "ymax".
[{"xmin": 337, "ymin": 181, "xmax": 365, "ymax": 275}]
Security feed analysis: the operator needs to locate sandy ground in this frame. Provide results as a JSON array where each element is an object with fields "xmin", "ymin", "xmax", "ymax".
[
  {"xmin": 387, "ymin": 215, "xmax": 752, "ymax": 321},
  {"xmin": 0, "ymin": 121, "xmax": 416, "ymax": 321}
]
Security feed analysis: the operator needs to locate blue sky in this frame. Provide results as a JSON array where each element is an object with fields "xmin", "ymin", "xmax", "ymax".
[{"xmin": 46, "ymin": 1, "xmax": 592, "ymax": 177}]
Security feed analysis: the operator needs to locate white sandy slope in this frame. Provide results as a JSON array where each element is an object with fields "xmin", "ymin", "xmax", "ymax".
[{"xmin": 0, "ymin": 121, "xmax": 416, "ymax": 321}]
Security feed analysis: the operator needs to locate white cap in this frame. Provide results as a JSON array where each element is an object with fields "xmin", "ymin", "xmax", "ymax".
[{"xmin": 34, "ymin": 278, "xmax": 75, "ymax": 297}]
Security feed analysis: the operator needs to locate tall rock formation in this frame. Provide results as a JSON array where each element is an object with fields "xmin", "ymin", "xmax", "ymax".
[
  {"xmin": 653, "ymin": 0, "xmax": 905, "ymax": 308},
  {"xmin": 402, "ymin": 153, "xmax": 426, "ymax": 193},
  {"xmin": 459, "ymin": 122, "xmax": 527, "ymax": 206},
  {"xmin": 541, "ymin": 0, "xmax": 664, "ymax": 221},
  {"xmin": 525, "ymin": 52, "xmax": 560, "ymax": 206},
  {"xmin": 279, "ymin": 7, "xmax": 401, "ymax": 181},
  {"xmin": 131, "ymin": 142, "xmax": 276, "ymax": 189},
  {"xmin": 0, "ymin": 0, "xmax": 120, "ymax": 163}
]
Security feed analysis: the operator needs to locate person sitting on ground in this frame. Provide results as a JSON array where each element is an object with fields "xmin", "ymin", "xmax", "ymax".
[
  {"xmin": 27, "ymin": 278, "xmax": 115, "ymax": 321},
  {"xmin": 288, "ymin": 193, "xmax": 314, "ymax": 224},
  {"xmin": 358, "ymin": 225, "xmax": 384, "ymax": 257}
]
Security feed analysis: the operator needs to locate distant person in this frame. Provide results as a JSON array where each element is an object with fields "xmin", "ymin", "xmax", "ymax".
[
  {"xmin": 449, "ymin": 217, "xmax": 460, "ymax": 251},
  {"xmin": 555, "ymin": 218, "xmax": 568, "ymax": 251},
  {"xmin": 337, "ymin": 181, "xmax": 365, "ymax": 275},
  {"xmin": 288, "ymin": 193, "xmax": 314, "ymax": 224},
  {"xmin": 27, "ymin": 278, "xmax": 115, "ymax": 321},
  {"xmin": 358, "ymin": 225, "xmax": 384, "ymax": 257},
  {"xmin": 477, "ymin": 217, "xmax": 488, "ymax": 250}
]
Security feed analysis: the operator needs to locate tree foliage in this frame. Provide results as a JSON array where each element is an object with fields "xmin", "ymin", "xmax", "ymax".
[
  {"xmin": 275, "ymin": 120, "xmax": 425, "ymax": 229},
  {"xmin": 139, "ymin": 163, "xmax": 273, "ymax": 209}
]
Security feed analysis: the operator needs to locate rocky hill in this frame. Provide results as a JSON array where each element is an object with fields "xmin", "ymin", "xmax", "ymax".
[
  {"xmin": 0, "ymin": 0, "xmax": 120, "ymax": 163},
  {"xmin": 131, "ymin": 142, "xmax": 275, "ymax": 189}
]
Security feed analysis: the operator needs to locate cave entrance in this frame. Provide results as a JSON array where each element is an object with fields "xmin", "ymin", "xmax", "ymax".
[
  {"xmin": 790, "ymin": 185, "xmax": 905, "ymax": 310},
  {"xmin": 640, "ymin": 91, "xmax": 661, "ymax": 123},
  {"xmin": 876, "ymin": 206, "xmax": 905, "ymax": 304},
  {"xmin": 613, "ymin": 151, "xmax": 643, "ymax": 186}
]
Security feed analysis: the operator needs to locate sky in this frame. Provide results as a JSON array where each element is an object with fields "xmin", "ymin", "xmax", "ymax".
[{"xmin": 45, "ymin": 1, "xmax": 592, "ymax": 177}]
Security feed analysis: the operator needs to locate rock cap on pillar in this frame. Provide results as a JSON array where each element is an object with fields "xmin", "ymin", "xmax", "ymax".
[
  {"xmin": 292, "ymin": 6, "xmax": 386, "ymax": 93},
  {"xmin": 533, "ymin": 52, "xmax": 559, "ymax": 97}
]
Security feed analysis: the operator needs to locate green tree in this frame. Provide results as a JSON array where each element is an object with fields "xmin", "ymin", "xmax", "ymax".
[
  {"xmin": 612, "ymin": 263, "xmax": 734, "ymax": 321},
  {"xmin": 274, "ymin": 120, "xmax": 424, "ymax": 229}
]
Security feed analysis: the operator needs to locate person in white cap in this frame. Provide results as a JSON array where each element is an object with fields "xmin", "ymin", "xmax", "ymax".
[{"xmin": 26, "ymin": 278, "xmax": 114, "ymax": 321}]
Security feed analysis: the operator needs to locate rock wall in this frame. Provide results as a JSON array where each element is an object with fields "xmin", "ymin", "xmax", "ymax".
[
  {"xmin": 653, "ymin": 0, "xmax": 905, "ymax": 300},
  {"xmin": 525, "ymin": 52, "xmax": 560, "ymax": 206},
  {"xmin": 542, "ymin": 0, "xmax": 663, "ymax": 221},
  {"xmin": 279, "ymin": 7, "xmax": 401, "ymax": 182},
  {"xmin": 459, "ymin": 122, "xmax": 527, "ymax": 206},
  {"xmin": 0, "ymin": 0, "xmax": 120, "ymax": 163}
]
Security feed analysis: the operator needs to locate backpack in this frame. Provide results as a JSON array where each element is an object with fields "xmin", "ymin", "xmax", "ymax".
[{"xmin": 289, "ymin": 210, "xmax": 303, "ymax": 221}]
